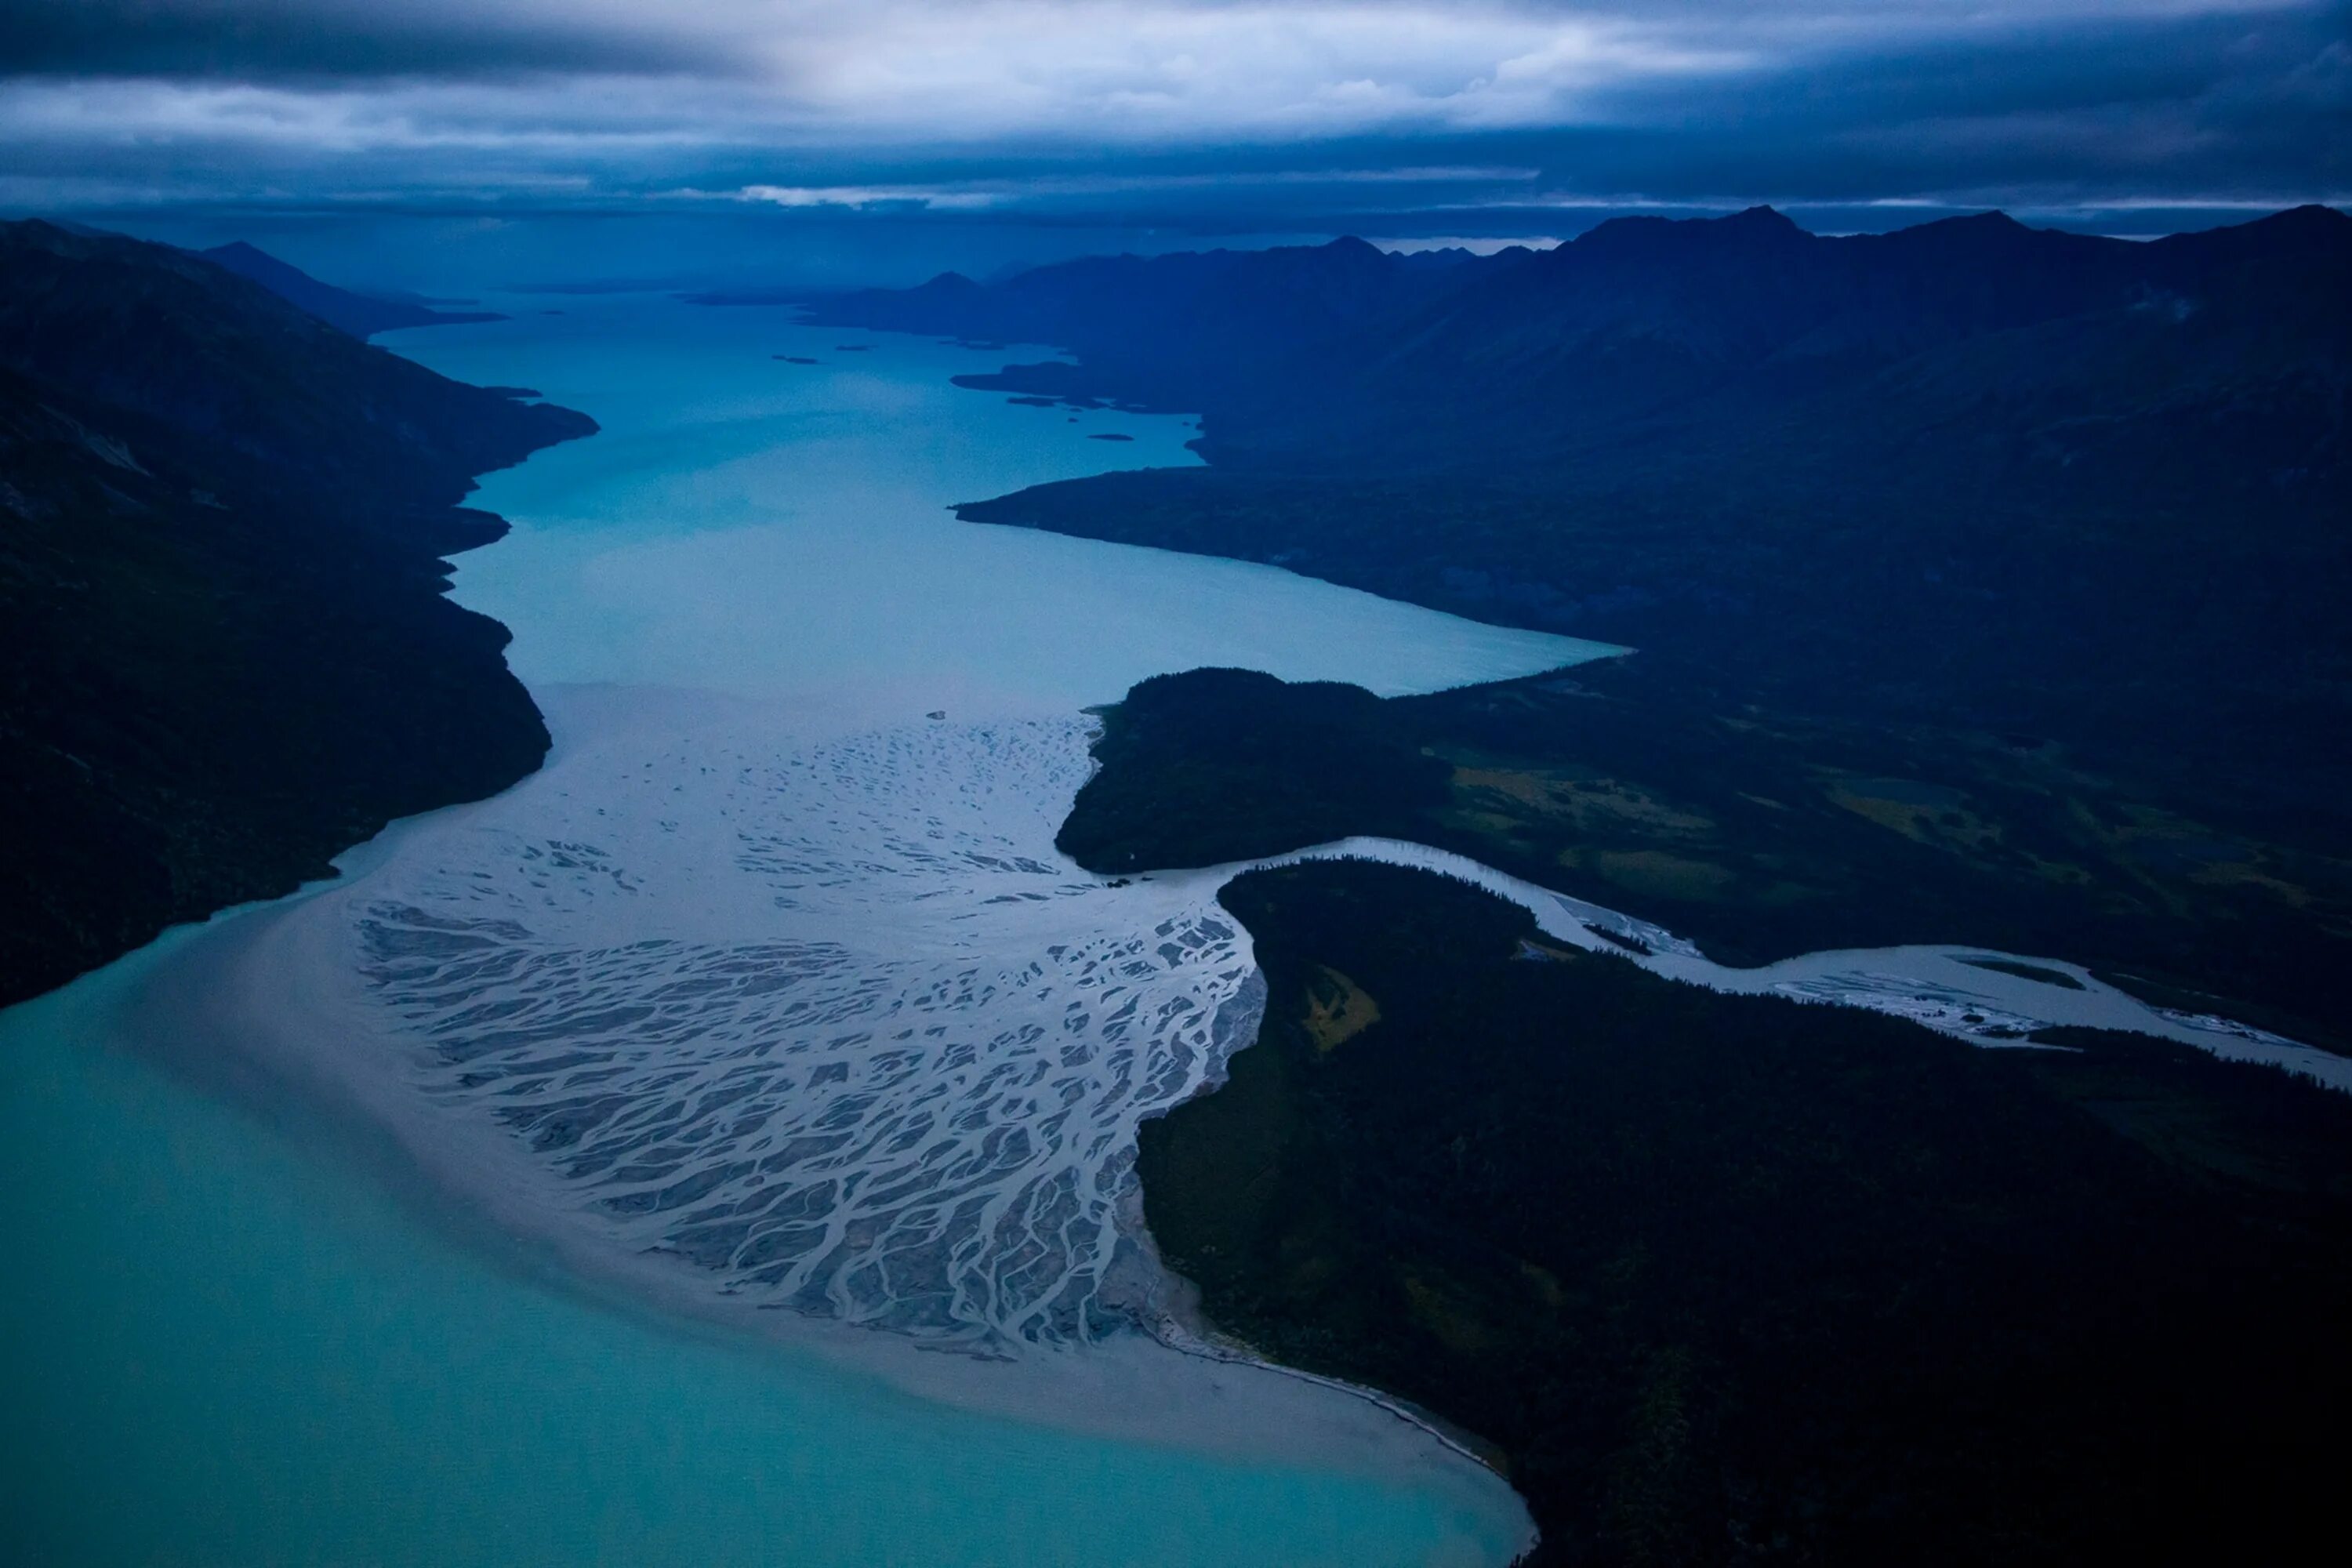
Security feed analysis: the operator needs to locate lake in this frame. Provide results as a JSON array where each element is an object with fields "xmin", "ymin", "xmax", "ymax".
[{"xmin": 0, "ymin": 296, "xmax": 1610, "ymax": 1566}]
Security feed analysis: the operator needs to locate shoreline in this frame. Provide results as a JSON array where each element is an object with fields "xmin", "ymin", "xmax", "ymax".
[
  {"xmin": 120, "ymin": 667, "xmax": 2329, "ymax": 1560},
  {"xmin": 0, "ymin": 222, "xmax": 595, "ymax": 1011},
  {"xmin": 1240, "ymin": 837, "xmax": 2352, "ymax": 1090},
  {"xmin": 1086, "ymin": 827, "xmax": 2352, "ymax": 1544},
  {"xmin": 107, "ymin": 685, "xmax": 1535, "ymax": 1529},
  {"xmin": 1106, "ymin": 968, "xmax": 1520, "ymax": 1479},
  {"xmin": 2, "ymin": 913, "xmax": 1536, "ymax": 1568}
]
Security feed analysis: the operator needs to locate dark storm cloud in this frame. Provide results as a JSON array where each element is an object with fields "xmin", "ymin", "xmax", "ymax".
[
  {"xmin": 0, "ymin": 1, "xmax": 2340, "ymax": 220},
  {"xmin": 1519, "ymin": 5, "xmax": 2351, "ymax": 204},
  {"xmin": 0, "ymin": 0, "xmax": 728, "ymax": 81}
]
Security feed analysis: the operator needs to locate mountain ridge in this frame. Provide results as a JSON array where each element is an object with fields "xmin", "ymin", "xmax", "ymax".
[
  {"xmin": 795, "ymin": 205, "xmax": 2347, "ymax": 479},
  {"xmin": 833, "ymin": 203, "xmax": 2352, "ymax": 1042},
  {"xmin": 893, "ymin": 204, "xmax": 2347, "ymax": 773},
  {"xmin": 0, "ymin": 219, "xmax": 593, "ymax": 1007},
  {"xmin": 198, "ymin": 238, "xmax": 506, "ymax": 338}
]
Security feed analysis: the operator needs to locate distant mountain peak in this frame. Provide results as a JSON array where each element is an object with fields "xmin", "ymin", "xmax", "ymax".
[
  {"xmin": 1564, "ymin": 203, "xmax": 1815, "ymax": 263},
  {"xmin": 197, "ymin": 240, "xmax": 502, "ymax": 339},
  {"xmin": 2249, "ymin": 203, "xmax": 2350, "ymax": 236},
  {"xmin": 1940, "ymin": 209, "xmax": 2027, "ymax": 230}
]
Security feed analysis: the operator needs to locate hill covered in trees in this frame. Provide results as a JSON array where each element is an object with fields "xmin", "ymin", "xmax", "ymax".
[
  {"xmin": 0, "ymin": 220, "xmax": 593, "ymax": 1005},
  {"xmin": 805, "ymin": 205, "xmax": 2352, "ymax": 1046},
  {"xmin": 815, "ymin": 206, "xmax": 2350, "ymax": 854},
  {"xmin": 1142, "ymin": 858, "xmax": 2352, "ymax": 1566}
]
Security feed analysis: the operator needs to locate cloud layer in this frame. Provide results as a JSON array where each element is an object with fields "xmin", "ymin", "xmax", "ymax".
[{"xmin": 2, "ymin": 0, "xmax": 2343, "ymax": 222}]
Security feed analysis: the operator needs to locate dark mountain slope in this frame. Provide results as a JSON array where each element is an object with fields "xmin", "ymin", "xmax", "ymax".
[
  {"xmin": 789, "ymin": 236, "xmax": 1514, "ymax": 410},
  {"xmin": 2, "ymin": 224, "xmax": 579, "ymax": 504},
  {"xmin": 199, "ymin": 240, "xmax": 503, "ymax": 338},
  {"xmin": 815, "ymin": 205, "xmax": 2352, "ymax": 1042},
  {"xmin": 816, "ymin": 209, "xmax": 2352, "ymax": 1559},
  {"xmin": 935, "ymin": 206, "xmax": 2348, "ymax": 808},
  {"xmin": 799, "ymin": 238, "xmax": 1398, "ymax": 354},
  {"xmin": 0, "ymin": 220, "xmax": 593, "ymax": 1007},
  {"xmin": 1141, "ymin": 859, "xmax": 2352, "ymax": 1567},
  {"xmin": 818, "ymin": 205, "xmax": 2345, "ymax": 484},
  {"xmin": 1206, "ymin": 205, "xmax": 2345, "ymax": 473}
]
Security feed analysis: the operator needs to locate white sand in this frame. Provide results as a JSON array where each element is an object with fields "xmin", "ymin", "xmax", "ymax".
[{"xmin": 122, "ymin": 681, "xmax": 1526, "ymax": 1556}]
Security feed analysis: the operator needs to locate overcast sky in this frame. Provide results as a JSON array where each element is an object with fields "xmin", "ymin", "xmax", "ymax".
[{"xmin": 2, "ymin": 0, "xmax": 2343, "ymax": 239}]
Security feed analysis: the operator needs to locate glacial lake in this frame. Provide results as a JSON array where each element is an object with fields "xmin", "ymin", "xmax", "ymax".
[
  {"xmin": 8, "ymin": 285, "xmax": 2339, "ymax": 1568},
  {"xmin": 0, "ymin": 296, "xmax": 1611, "ymax": 1566}
]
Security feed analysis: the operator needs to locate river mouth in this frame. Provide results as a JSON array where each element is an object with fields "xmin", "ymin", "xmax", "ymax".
[
  {"xmin": 8, "ymin": 280, "xmax": 2332, "ymax": 1568},
  {"xmin": 4, "ymin": 292, "xmax": 1602, "ymax": 1566},
  {"xmin": 198, "ymin": 684, "xmax": 1265, "ymax": 1349},
  {"xmin": 282, "ymin": 295, "xmax": 1606, "ymax": 1360},
  {"xmin": 3, "ymin": 923, "xmax": 1540, "ymax": 1568}
]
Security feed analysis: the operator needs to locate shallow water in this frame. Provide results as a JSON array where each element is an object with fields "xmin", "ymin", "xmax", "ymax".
[
  {"xmin": 7, "ymin": 283, "xmax": 2334, "ymax": 1568},
  {"xmin": 0, "ymin": 936, "xmax": 1524, "ymax": 1568},
  {"xmin": 194, "ymin": 299, "xmax": 1606, "ymax": 1355},
  {"xmin": 2, "ymin": 296, "xmax": 1603, "ymax": 1564},
  {"xmin": 419, "ymin": 298, "xmax": 1607, "ymax": 710}
]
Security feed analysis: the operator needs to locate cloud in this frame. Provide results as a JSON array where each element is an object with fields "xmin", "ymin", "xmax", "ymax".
[
  {"xmin": 735, "ymin": 182, "xmax": 1004, "ymax": 209},
  {"xmin": 0, "ymin": 1, "xmax": 731, "ymax": 80},
  {"xmin": 0, "ymin": 0, "xmax": 2342, "ymax": 221}
]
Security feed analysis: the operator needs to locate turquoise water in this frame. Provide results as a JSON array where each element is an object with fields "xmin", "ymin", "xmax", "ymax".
[
  {"xmin": 415, "ymin": 296, "xmax": 1602, "ymax": 710},
  {"xmin": 0, "ymin": 936, "xmax": 1516, "ymax": 1567},
  {"xmin": 0, "ymin": 296, "xmax": 1595, "ymax": 1566}
]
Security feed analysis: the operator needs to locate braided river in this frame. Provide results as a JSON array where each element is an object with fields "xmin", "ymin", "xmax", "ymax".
[
  {"xmin": 1, "ymin": 296, "xmax": 1602, "ymax": 1566},
  {"xmin": 13, "ymin": 289, "xmax": 2336, "ymax": 1568}
]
